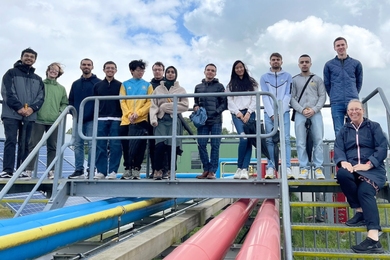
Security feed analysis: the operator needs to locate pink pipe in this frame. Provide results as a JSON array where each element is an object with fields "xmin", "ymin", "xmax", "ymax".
[
  {"xmin": 165, "ymin": 199, "xmax": 258, "ymax": 260},
  {"xmin": 236, "ymin": 199, "xmax": 280, "ymax": 260}
]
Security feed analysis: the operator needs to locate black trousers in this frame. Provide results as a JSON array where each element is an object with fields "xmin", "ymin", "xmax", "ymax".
[
  {"xmin": 337, "ymin": 168, "xmax": 381, "ymax": 231},
  {"xmin": 120, "ymin": 121, "xmax": 148, "ymax": 170}
]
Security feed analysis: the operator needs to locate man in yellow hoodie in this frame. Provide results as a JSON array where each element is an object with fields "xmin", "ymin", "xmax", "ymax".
[{"xmin": 119, "ymin": 60, "xmax": 153, "ymax": 179}]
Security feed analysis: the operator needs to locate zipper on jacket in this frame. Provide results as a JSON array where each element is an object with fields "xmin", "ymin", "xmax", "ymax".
[{"xmin": 351, "ymin": 122, "xmax": 362, "ymax": 164}]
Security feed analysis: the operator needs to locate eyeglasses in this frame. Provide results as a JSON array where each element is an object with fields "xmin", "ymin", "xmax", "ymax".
[
  {"xmin": 49, "ymin": 69, "xmax": 59, "ymax": 73},
  {"xmin": 153, "ymin": 69, "xmax": 163, "ymax": 72},
  {"xmin": 134, "ymin": 68, "xmax": 145, "ymax": 73},
  {"xmin": 348, "ymin": 108, "xmax": 362, "ymax": 112}
]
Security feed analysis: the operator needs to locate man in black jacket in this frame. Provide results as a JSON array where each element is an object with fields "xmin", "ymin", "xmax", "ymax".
[
  {"xmin": 194, "ymin": 64, "xmax": 227, "ymax": 179},
  {"xmin": 0, "ymin": 48, "xmax": 45, "ymax": 179}
]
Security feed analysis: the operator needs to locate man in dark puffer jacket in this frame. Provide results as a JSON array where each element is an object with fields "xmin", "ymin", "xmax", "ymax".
[{"xmin": 194, "ymin": 64, "xmax": 227, "ymax": 179}]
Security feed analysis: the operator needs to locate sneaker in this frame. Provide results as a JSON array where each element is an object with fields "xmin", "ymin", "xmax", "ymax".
[
  {"xmin": 132, "ymin": 168, "xmax": 141, "ymax": 180},
  {"xmin": 0, "ymin": 171, "xmax": 13, "ymax": 178},
  {"xmin": 234, "ymin": 168, "xmax": 242, "ymax": 179},
  {"xmin": 106, "ymin": 172, "xmax": 117, "ymax": 180},
  {"xmin": 48, "ymin": 170, "xmax": 55, "ymax": 180},
  {"xmin": 240, "ymin": 169, "xmax": 249, "ymax": 180},
  {"xmin": 68, "ymin": 170, "xmax": 85, "ymax": 179},
  {"xmin": 121, "ymin": 169, "xmax": 132, "ymax": 180},
  {"xmin": 207, "ymin": 171, "xmax": 216, "ymax": 179},
  {"xmin": 196, "ymin": 171, "xmax": 209, "ymax": 179},
  {"xmin": 286, "ymin": 167, "xmax": 294, "ymax": 180},
  {"xmin": 162, "ymin": 170, "xmax": 170, "ymax": 179},
  {"xmin": 19, "ymin": 171, "xmax": 31, "ymax": 180},
  {"xmin": 315, "ymin": 168, "xmax": 325, "ymax": 180},
  {"xmin": 351, "ymin": 237, "xmax": 384, "ymax": 254},
  {"xmin": 346, "ymin": 212, "xmax": 366, "ymax": 227},
  {"xmin": 94, "ymin": 173, "xmax": 106, "ymax": 179},
  {"xmin": 298, "ymin": 168, "xmax": 309, "ymax": 180},
  {"xmin": 265, "ymin": 168, "xmax": 275, "ymax": 179},
  {"xmin": 148, "ymin": 172, "xmax": 154, "ymax": 179},
  {"xmin": 154, "ymin": 170, "xmax": 163, "ymax": 180}
]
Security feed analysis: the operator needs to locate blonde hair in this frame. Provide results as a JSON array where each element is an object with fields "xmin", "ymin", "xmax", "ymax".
[{"xmin": 46, "ymin": 62, "xmax": 64, "ymax": 79}]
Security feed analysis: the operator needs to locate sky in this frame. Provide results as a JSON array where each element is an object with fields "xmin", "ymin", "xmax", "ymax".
[{"xmin": 0, "ymin": 0, "xmax": 389, "ymax": 140}]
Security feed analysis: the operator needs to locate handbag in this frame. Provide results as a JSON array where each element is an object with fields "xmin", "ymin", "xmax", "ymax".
[
  {"xmin": 291, "ymin": 75, "xmax": 314, "ymax": 121},
  {"xmin": 190, "ymin": 107, "xmax": 208, "ymax": 128}
]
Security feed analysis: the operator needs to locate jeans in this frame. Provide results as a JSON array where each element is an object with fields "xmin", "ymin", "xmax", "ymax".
[
  {"xmin": 95, "ymin": 120, "xmax": 122, "ymax": 175},
  {"xmin": 2, "ymin": 118, "xmax": 32, "ymax": 173},
  {"xmin": 73, "ymin": 120, "xmax": 93, "ymax": 171},
  {"xmin": 294, "ymin": 112, "xmax": 324, "ymax": 169},
  {"xmin": 197, "ymin": 123, "xmax": 222, "ymax": 173},
  {"xmin": 119, "ymin": 125, "xmax": 129, "ymax": 170},
  {"xmin": 26, "ymin": 123, "xmax": 58, "ymax": 171},
  {"xmin": 264, "ymin": 111, "xmax": 291, "ymax": 169},
  {"xmin": 337, "ymin": 168, "xmax": 381, "ymax": 231},
  {"xmin": 331, "ymin": 103, "xmax": 348, "ymax": 136},
  {"xmin": 232, "ymin": 111, "xmax": 254, "ymax": 169}
]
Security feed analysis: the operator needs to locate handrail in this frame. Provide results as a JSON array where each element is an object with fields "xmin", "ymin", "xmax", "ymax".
[{"xmin": 0, "ymin": 106, "xmax": 77, "ymax": 217}]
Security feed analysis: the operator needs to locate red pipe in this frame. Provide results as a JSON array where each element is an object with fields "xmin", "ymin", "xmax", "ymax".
[
  {"xmin": 165, "ymin": 198, "xmax": 258, "ymax": 260},
  {"xmin": 236, "ymin": 199, "xmax": 281, "ymax": 260}
]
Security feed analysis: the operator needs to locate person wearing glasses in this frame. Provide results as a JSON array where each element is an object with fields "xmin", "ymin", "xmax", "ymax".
[
  {"xmin": 334, "ymin": 99, "xmax": 387, "ymax": 254},
  {"xmin": 323, "ymin": 37, "xmax": 363, "ymax": 136},
  {"xmin": 119, "ymin": 59, "xmax": 153, "ymax": 180},
  {"xmin": 25, "ymin": 62, "xmax": 68, "ymax": 179}
]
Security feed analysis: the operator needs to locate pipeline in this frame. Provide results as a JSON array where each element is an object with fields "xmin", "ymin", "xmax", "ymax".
[
  {"xmin": 165, "ymin": 198, "xmax": 258, "ymax": 260},
  {"xmin": 236, "ymin": 199, "xmax": 281, "ymax": 260},
  {"xmin": 0, "ymin": 198, "xmax": 188, "ymax": 260}
]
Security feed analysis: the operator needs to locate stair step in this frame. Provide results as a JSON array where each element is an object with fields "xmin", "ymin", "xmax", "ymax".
[
  {"xmin": 292, "ymin": 222, "xmax": 390, "ymax": 232},
  {"xmin": 293, "ymin": 247, "xmax": 390, "ymax": 258},
  {"xmin": 290, "ymin": 201, "xmax": 390, "ymax": 208}
]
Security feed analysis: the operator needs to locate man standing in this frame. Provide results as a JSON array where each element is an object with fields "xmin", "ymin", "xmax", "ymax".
[
  {"xmin": 0, "ymin": 48, "xmax": 45, "ymax": 179},
  {"xmin": 291, "ymin": 54, "xmax": 326, "ymax": 180},
  {"xmin": 323, "ymin": 36, "xmax": 363, "ymax": 136},
  {"xmin": 260, "ymin": 52, "xmax": 293, "ymax": 179},
  {"xmin": 93, "ymin": 61, "xmax": 122, "ymax": 180},
  {"xmin": 120, "ymin": 60, "xmax": 153, "ymax": 180},
  {"xmin": 68, "ymin": 58, "xmax": 101, "ymax": 179},
  {"xmin": 194, "ymin": 64, "xmax": 227, "ymax": 179}
]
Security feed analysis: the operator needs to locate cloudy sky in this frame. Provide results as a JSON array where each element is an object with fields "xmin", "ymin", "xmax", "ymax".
[{"xmin": 1, "ymin": 0, "xmax": 389, "ymax": 139}]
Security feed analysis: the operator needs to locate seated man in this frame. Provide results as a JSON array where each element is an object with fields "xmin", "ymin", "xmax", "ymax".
[{"xmin": 334, "ymin": 99, "xmax": 387, "ymax": 254}]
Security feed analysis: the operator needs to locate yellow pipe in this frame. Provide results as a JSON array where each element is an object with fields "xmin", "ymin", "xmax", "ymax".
[
  {"xmin": 0, "ymin": 198, "xmax": 168, "ymax": 250},
  {"xmin": 0, "ymin": 199, "xmax": 49, "ymax": 203}
]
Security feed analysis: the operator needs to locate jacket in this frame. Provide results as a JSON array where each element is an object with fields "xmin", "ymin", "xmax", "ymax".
[
  {"xmin": 69, "ymin": 74, "xmax": 101, "ymax": 122},
  {"xmin": 94, "ymin": 78, "xmax": 122, "ymax": 118},
  {"xmin": 260, "ymin": 69, "xmax": 292, "ymax": 117},
  {"xmin": 323, "ymin": 55, "xmax": 363, "ymax": 104},
  {"xmin": 150, "ymin": 77, "xmax": 164, "ymax": 90},
  {"xmin": 194, "ymin": 78, "xmax": 227, "ymax": 125},
  {"xmin": 291, "ymin": 73, "xmax": 326, "ymax": 114},
  {"xmin": 120, "ymin": 78, "xmax": 153, "ymax": 125},
  {"xmin": 149, "ymin": 81, "xmax": 189, "ymax": 125},
  {"xmin": 334, "ymin": 118, "xmax": 388, "ymax": 187},
  {"xmin": 36, "ymin": 78, "xmax": 68, "ymax": 125},
  {"xmin": 1, "ymin": 61, "xmax": 45, "ymax": 121}
]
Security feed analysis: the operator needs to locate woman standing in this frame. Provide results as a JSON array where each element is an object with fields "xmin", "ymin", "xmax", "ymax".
[
  {"xmin": 25, "ymin": 62, "xmax": 68, "ymax": 179},
  {"xmin": 149, "ymin": 66, "xmax": 189, "ymax": 180},
  {"xmin": 226, "ymin": 60, "xmax": 258, "ymax": 180}
]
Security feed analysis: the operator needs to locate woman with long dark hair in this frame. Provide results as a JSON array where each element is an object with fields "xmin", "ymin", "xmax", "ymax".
[{"xmin": 226, "ymin": 60, "xmax": 258, "ymax": 180}]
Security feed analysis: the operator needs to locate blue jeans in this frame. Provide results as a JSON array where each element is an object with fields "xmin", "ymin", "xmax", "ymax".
[
  {"xmin": 197, "ymin": 123, "xmax": 222, "ymax": 173},
  {"xmin": 294, "ymin": 112, "xmax": 324, "ymax": 169},
  {"xmin": 74, "ymin": 121, "xmax": 93, "ymax": 171},
  {"xmin": 264, "ymin": 112, "xmax": 291, "ymax": 169},
  {"xmin": 95, "ymin": 120, "xmax": 122, "ymax": 175},
  {"xmin": 331, "ymin": 103, "xmax": 348, "ymax": 136},
  {"xmin": 232, "ymin": 111, "xmax": 255, "ymax": 169}
]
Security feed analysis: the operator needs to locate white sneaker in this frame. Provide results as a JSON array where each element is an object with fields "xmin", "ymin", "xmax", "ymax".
[
  {"xmin": 298, "ymin": 168, "xmax": 309, "ymax": 180},
  {"xmin": 19, "ymin": 171, "xmax": 32, "ymax": 180},
  {"xmin": 265, "ymin": 168, "xmax": 275, "ymax": 179},
  {"xmin": 121, "ymin": 169, "xmax": 132, "ymax": 180},
  {"xmin": 48, "ymin": 170, "xmax": 55, "ymax": 180},
  {"xmin": 94, "ymin": 173, "xmax": 106, "ymax": 179},
  {"xmin": 234, "ymin": 168, "xmax": 242, "ymax": 179},
  {"xmin": 286, "ymin": 167, "xmax": 294, "ymax": 180},
  {"xmin": 132, "ymin": 168, "xmax": 141, "ymax": 180},
  {"xmin": 315, "ymin": 168, "xmax": 325, "ymax": 180},
  {"xmin": 240, "ymin": 169, "xmax": 249, "ymax": 180},
  {"xmin": 106, "ymin": 172, "xmax": 117, "ymax": 180}
]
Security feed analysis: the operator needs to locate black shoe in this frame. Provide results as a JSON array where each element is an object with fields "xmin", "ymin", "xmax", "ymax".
[
  {"xmin": 68, "ymin": 170, "xmax": 85, "ymax": 179},
  {"xmin": 0, "ymin": 172, "xmax": 13, "ymax": 179},
  {"xmin": 162, "ymin": 171, "xmax": 169, "ymax": 179},
  {"xmin": 346, "ymin": 212, "xmax": 365, "ymax": 226},
  {"xmin": 351, "ymin": 237, "xmax": 384, "ymax": 253}
]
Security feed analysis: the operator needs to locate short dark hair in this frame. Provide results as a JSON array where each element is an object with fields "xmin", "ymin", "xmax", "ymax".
[
  {"xmin": 334, "ymin": 37, "xmax": 347, "ymax": 46},
  {"xmin": 152, "ymin": 61, "xmax": 165, "ymax": 71},
  {"xmin": 103, "ymin": 61, "xmax": 117, "ymax": 69},
  {"xmin": 129, "ymin": 59, "xmax": 146, "ymax": 71},
  {"xmin": 80, "ymin": 58, "xmax": 93, "ymax": 66},
  {"xmin": 21, "ymin": 48, "xmax": 37, "ymax": 59},
  {"xmin": 270, "ymin": 52, "xmax": 282, "ymax": 60},
  {"xmin": 299, "ymin": 54, "xmax": 311, "ymax": 59},
  {"xmin": 204, "ymin": 63, "xmax": 217, "ymax": 70}
]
